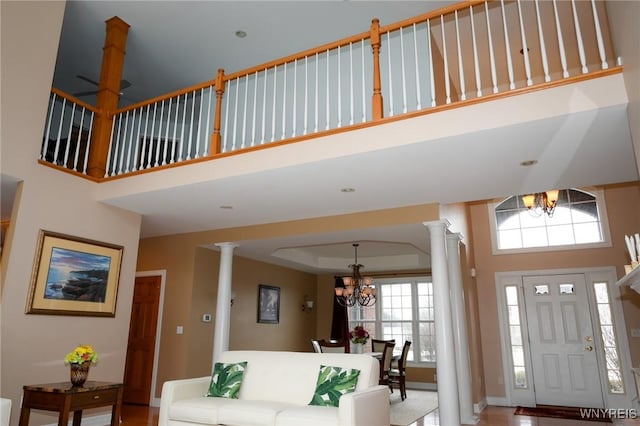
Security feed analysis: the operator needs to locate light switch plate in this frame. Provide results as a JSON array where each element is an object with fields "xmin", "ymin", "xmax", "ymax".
[
  {"xmin": 631, "ymin": 328, "xmax": 640, "ymax": 338},
  {"xmin": 176, "ymin": 325, "xmax": 184, "ymax": 334}
]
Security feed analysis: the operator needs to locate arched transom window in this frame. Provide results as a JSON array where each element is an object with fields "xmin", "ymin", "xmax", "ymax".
[{"xmin": 490, "ymin": 188, "xmax": 610, "ymax": 252}]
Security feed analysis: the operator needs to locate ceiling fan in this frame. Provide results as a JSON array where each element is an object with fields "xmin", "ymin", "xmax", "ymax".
[{"xmin": 73, "ymin": 74, "xmax": 132, "ymax": 98}]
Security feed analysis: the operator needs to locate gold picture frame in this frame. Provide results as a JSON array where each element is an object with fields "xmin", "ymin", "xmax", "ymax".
[{"xmin": 26, "ymin": 230, "xmax": 123, "ymax": 317}]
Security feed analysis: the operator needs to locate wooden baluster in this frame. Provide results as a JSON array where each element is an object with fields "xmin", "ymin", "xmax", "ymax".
[
  {"xmin": 211, "ymin": 68, "xmax": 225, "ymax": 155},
  {"xmin": 87, "ymin": 16, "xmax": 130, "ymax": 178},
  {"xmin": 370, "ymin": 19, "xmax": 383, "ymax": 120}
]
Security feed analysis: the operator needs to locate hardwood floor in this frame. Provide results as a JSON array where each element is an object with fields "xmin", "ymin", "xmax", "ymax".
[{"xmin": 121, "ymin": 404, "xmax": 640, "ymax": 426}]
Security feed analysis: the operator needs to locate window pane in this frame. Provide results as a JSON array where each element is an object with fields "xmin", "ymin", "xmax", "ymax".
[
  {"xmin": 545, "ymin": 206, "xmax": 572, "ymax": 225},
  {"xmin": 520, "ymin": 212, "xmax": 543, "ymax": 229},
  {"xmin": 499, "ymin": 229, "xmax": 523, "ymax": 249},
  {"xmin": 512, "ymin": 346, "xmax": 524, "ymax": 365},
  {"xmin": 594, "ymin": 283, "xmax": 609, "ymax": 303},
  {"xmin": 496, "ymin": 210, "xmax": 520, "ymax": 228},
  {"xmin": 514, "ymin": 366, "xmax": 527, "ymax": 388},
  {"xmin": 522, "ymin": 226, "xmax": 548, "ymax": 247},
  {"xmin": 419, "ymin": 322, "xmax": 435, "ymax": 362},
  {"xmin": 568, "ymin": 189, "xmax": 594, "ymax": 203},
  {"xmin": 574, "ymin": 222, "xmax": 602, "ymax": 244},
  {"xmin": 510, "ymin": 325, "xmax": 522, "ymax": 345},
  {"xmin": 559, "ymin": 284, "xmax": 574, "ymax": 294},
  {"xmin": 571, "ymin": 202, "xmax": 598, "ymax": 222},
  {"xmin": 508, "ymin": 306, "xmax": 520, "ymax": 325},
  {"xmin": 534, "ymin": 284, "xmax": 549, "ymax": 295},
  {"xmin": 608, "ymin": 369, "xmax": 624, "ymax": 393},
  {"xmin": 598, "ymin": 304, "xmax": 612, "ymax": 325},
  {"xmin": 546, "ymin": 224, "xmax": 575, "ymax": 246},
  {"xmin": 496, "ymin": 197, "xmax": 519, "ymax": 211},
  {"xmin": 601, "ymin": 325, "xmax": 616, "ymax": 347},
  {"xmin": 505, "ymin": 286, "xmax": 518, "ymax": 305}
]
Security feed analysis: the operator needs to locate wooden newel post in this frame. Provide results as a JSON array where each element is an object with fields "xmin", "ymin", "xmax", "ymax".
[
  {"xmin": 370, "ymin": 18, "xmax": 384, "ymax": 121},
  {"xmin": 87, "ymin": 16, "xmax": 130, "ymax": 178},
  {"xmin": 210, "ymin": 68, "xmax": 226, "ymax": 155}
]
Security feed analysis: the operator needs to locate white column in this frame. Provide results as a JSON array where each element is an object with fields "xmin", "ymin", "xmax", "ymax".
[
  {"xmin": 212, "ymin": 242, "xmax": 238, "ymax": 367},
  {"xmin": 447, "ymin": 233, "xmax": 478, "ymax": 425},
  {"xmin": 424, "ymin": 220, "xmax": 460, "ymax": 426}
]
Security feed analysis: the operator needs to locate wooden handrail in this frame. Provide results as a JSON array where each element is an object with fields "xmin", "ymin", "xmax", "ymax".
[
  {"xmin": 50, "ymin": 88, "xmax": 100, "ymax": 113},
  {"xmin": 377, "ymin": 0, "xmax": 487, "ymax": 35}
]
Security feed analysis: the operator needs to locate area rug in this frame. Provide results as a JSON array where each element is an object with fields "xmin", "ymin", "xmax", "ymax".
[
  {"xmin": 515, "ymin": 405, "xmax": 613, "ymax": 423},
  {"xmin": 390, "ymin": 390, "xmax": 438, "ymax": 426}
]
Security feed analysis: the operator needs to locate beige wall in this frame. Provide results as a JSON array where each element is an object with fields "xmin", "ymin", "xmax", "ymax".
[
  {"xmin": 137, "ymin": 237, "xmax": 318, "ymax": 398},
  {"xmin": 0, "ymin": 3, "xmax": 143, "ymax": 425},
  {"xmin": 470, "ymin": 182, "xmax": 640, "ymax": 399}
]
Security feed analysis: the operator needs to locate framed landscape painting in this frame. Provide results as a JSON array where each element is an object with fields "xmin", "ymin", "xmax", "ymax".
[
  {"xmin": 257, "ymin": 284, "xmax": 280, "ymax": 324},
  {"xmin": 26, "ymin": 230, "xmax": 123, "ymax": 316}
]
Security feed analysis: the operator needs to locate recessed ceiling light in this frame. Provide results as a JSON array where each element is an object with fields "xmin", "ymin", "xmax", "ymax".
[
  {"xmin": 340, "ymin": 187, "xmax": 356, "ymax": 193},
  {"xmin": 219, "ymin": 205, "xmax": 233, "ymax": 210},
  {"xmin": 520, "ymin": 160, "xmax": 538, "ymax": 167},
  {"xmin": 235, "ymin": 30, "xmax": 247, "ymax": 38}
]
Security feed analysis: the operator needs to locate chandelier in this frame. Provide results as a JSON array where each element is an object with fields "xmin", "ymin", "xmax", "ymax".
[
  {"xmin": 335, "ymin": 243, "xmax": 376, "ymax": 307},
  {"xmin": 522, "ymin": 190, "xmax": 560, "ymax": 217}
]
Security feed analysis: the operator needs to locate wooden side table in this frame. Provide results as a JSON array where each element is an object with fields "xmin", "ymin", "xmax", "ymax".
[{"xmin": 19, "ymin": 381, "xmax": 123, "ymax": 426}]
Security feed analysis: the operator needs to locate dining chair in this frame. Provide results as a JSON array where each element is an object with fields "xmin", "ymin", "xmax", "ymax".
[
  {"xmin": 371, "ymin": 338, "xmax": 395, "ymax": 353},
  {"xmin": 378, "ymin": 341, "xmax": 395, "ymax": 386},
  {"xmin": 388, "ymin": 340, "xmax": 411, "ymax": 400},
  {"xmin": 317, "ymin": 339, "xmax": 350, "ymax": 353},
  {"xmin": 310, "ymin": 339, "xmax": 322, "ymax": 353}
]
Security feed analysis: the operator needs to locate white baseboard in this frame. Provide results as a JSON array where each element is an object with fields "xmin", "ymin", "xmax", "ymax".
[
  {"xmin": 474, "ymin": 397, "xmax": 487, "ymax": 413},
  {"xmin": 486, "ymin": 396, "xmax": 509, "ymax": 407},
  {"xmin": 151, "ymin": 397, "xmax": 161, "ymax": 407},
  {"xmin": 43, "ymin": 413, "xmax": 112, "ymax": 426}
]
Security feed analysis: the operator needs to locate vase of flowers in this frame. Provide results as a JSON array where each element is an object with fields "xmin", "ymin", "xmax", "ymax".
[
  {"xmin": 349, "ymin": 324, "xmax": 369, "ymax": 354},
  {"xmin": 65, "ymin": 344, "xmax": 98, "ymax": 387}
]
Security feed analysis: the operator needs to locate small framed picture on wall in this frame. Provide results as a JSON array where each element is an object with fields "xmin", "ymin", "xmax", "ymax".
[{"xmin": 257, "ymin": 284, "xmax": 280, "ymax": 324}]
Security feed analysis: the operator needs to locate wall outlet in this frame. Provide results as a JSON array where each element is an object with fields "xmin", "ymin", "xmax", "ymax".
[
  {"xmin": 176, "ymin": 325, "xmax": 183, "ymax": 334},
  {"xmin": 202, "ymin": 313, "xmax": 212, "ymax": 322},
  {"xmin": 631, "ymin": 328, "xmax": 640, "ymax": 337}
]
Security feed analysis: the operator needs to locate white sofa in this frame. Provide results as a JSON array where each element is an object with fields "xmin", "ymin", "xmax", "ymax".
[
  {"xmin": 1, "ymin": 398, "xmax": 11, "ymax": 426},
  {"xmin": 159, "ymin": 350, "xmax": 390, "ymax": 426}
]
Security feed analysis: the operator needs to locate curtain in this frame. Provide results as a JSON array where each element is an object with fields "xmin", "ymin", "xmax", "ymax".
[{"xmin": 330, "ymin": 277, "xmax": 349, "ymax": 343}]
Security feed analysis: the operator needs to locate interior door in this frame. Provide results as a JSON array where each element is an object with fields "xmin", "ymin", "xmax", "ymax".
[
  {"xmin": 522, "ymin": 274, "xmax": 603, "ymax": 408},
  {"xmin": 123, "ymin": 275, "xmax": 161, "ymax": 405}
]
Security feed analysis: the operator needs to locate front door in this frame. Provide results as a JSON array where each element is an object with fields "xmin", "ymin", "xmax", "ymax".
[
  {"xmin": 123, "ymin": 275, "xmax": 161, "ymax": 405},
  {"xmin": 522, "ymin": 274, "xmax": 603, "ymax": 408}
]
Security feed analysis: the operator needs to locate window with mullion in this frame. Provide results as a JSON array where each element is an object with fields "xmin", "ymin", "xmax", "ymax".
[{"xmin": 347, "ymin": 277, "xmax": 434, "ymax": 365}]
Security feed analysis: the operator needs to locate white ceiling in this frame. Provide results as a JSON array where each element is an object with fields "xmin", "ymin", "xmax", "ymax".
[{"xmin": 4, "ymin": 1, "xmax": 638, "ymax": 275}]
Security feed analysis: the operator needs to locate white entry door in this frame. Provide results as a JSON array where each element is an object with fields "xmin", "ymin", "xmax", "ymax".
[{"xmin": 522, "ymin": 274, "xmax": 604, "ymax": 408}]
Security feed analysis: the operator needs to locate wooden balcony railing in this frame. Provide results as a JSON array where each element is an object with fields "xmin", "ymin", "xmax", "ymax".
[{"xmin": 40, "ymin": 0, "xmax": 621, "ymax": 180}]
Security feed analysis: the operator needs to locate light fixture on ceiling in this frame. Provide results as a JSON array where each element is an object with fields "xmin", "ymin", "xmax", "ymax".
[
  {"xmin": 522, "ymin": 190, "xmax": 560, "ymax": 217},
  {"xmin": 334, "ymin": 243, "xmax": 376, "ymax": 307}
]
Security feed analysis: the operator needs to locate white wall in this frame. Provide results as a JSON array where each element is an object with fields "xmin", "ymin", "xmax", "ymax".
[
  {"xmin": 0, "ymin": 2, "xmax": 142, "ymax": 425},
  {"xmin": 606, "ymin": 0, "xmax": 640, "ymax": 174}
]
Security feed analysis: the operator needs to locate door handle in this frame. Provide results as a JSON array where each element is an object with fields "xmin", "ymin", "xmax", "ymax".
[{"xmin": 585, "ymin": 345, "xmax": 593, "ymax": 351}]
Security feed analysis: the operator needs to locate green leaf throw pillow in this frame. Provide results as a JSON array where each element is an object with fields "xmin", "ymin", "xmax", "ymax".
[
  {"xmin": 308, "ymin": 365, "xmax": 360, "ymax": 407},
  {"xmin": 206, "ymin": 361, "xmax": 247, "ymax": 399}
]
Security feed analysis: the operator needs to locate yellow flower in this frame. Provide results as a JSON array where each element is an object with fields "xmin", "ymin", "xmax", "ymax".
[{"xmin": 64, "ymin": 344, "xmax": 98, "ymax": 365}]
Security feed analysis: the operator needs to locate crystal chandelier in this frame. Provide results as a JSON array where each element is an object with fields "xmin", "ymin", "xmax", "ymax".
[
  {"xmin": 522, "ymin": 190, "xmax": 560, "ymax": 217},
  {"xmin": 334, "ymin": 243, "xmax": 376, "ymax": 307}
]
